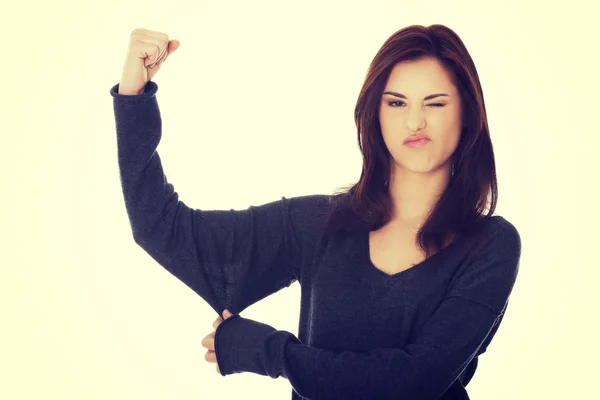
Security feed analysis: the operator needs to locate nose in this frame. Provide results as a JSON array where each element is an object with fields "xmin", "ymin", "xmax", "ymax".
[{"xmin": 406, "ymin": 108, "xmax": 427, "ymax": 132}]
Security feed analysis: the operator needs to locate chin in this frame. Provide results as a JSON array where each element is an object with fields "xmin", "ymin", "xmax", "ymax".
[
  {"xmin": 399, "ymin": 167, "xmax": 432, "ymax": 175},
  {"xmin": 400, "ymin": 164, "xmax": 446, "ymax": 175}
]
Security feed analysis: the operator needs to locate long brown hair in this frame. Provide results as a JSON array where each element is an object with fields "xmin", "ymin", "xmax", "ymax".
[{"xmin": 322, "ymin": 24, "xmax": 498, "ymax": 259}]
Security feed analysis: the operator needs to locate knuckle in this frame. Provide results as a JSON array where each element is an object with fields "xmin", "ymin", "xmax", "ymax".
[{"xmin": 131, "ymin": 28, "xmax": 146, "ymax": 38}]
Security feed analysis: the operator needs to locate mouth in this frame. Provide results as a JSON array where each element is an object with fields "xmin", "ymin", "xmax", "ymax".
[{"xmin": 403, "ymin": 135, "xmax": 431, "ymax": 148}]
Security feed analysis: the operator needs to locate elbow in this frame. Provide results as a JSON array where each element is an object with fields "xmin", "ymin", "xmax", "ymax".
[{"xmin": 131, "ymin": 231, "xmax": 149, "ymax": 248}]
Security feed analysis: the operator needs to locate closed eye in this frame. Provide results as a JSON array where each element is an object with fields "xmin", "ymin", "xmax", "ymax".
[{"xmin": 388, "ymin": 101, "xmax": 445, "ymax": 108}]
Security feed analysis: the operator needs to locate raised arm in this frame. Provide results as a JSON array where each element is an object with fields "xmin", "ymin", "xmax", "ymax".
[
  {"xmin": 110, "ymin": 80, "xmax": 322, "ymax": 316},
  {"xmin": 214, "ymin": 219, "xmax": 521, "ymax": 400}
]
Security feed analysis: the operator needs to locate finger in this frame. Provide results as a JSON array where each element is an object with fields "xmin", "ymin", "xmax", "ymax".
[
  {"xmin": 201, "ymin": 333, "xmax": 215, "ymax": 350},
  {"xmin": 132, "ymin": 28, "xmax": 169, "ymax": 41},
  {"xmin": 148, "ymin": 45, "xmax": 167, "ymax": 68},
  {"xmin": 131, "ymin": 42, "xmax": 161, "ymax": 69},
  {"xmin": 152, "ymin": 40, "xmax": 178, "ymax": 68},
  {"xmin": 132, "ymin": 39, "xmax": 167, "ymax": 68},
  {"xmin": 131, "ymin": 29, "xmax": 169, "ymax": 67},
  {"xmin": 213, "ymin": 317, "xmax": 222, "ymax": 330},
  {"xmin": 155, "ymin": 46, "xmax": 167, "ymax": 65},
  {"xmin": 205, "ymin": 350, "xmax": 216, "ymax": 363}
]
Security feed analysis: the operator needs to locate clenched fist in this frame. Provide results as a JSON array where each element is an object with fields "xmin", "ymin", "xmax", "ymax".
[
  {"xmin": 118, "ymin": 28, "xmax": 180, "ymax": 95},
  {"xmin": 201, "ymin": 309, "xmax": 234, "ymax": 374}
]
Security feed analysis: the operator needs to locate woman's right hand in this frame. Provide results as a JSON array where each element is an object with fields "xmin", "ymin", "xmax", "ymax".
[{"xmin": 119, "ymin": 28, "xmax": 180, "ymax": 95}]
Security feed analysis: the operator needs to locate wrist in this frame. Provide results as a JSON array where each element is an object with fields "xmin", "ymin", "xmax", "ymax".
[
  {"xmin": 118, "ymin": 85, "xmax": 145, "ymax": 96},
  {"xmin": 215, "ymin": 315, "xmax": 298, "ymax": 378}
]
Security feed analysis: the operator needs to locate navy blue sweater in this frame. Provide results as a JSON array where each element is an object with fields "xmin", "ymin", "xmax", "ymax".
[{"xmin": 110, "ymin": 81, "xmax": 521, "ymax": 400}]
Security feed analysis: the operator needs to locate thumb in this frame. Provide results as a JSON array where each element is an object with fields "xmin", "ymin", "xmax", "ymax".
[
  {"xmin": 167, "ymin": 39, "xmax": 180, "ymax": 56},
  {"xmin": 222, "ymin": 309, "xmax": 233, "ymax": 319}
]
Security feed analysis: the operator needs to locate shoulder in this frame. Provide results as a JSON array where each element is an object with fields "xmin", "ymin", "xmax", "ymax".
[
  {"xmin": 464, "ymin": 215, "xmax": 522, "ymax": 283},
  {"xmin": 280, "ymin": 194, "xmax": 336, "ymax": 230},
  {"xmin": 449, "ymin": 215, "xmax": 522, "ymax": 313},
  {"xmin": 457, "ymin": 214, "xmax": 522, "ymax": 278},
  {"xmin": 284, "ymin": 193, "xmax": 334, "ymax": 206},
  {"xmin": 484, "ymin": 215, "xmax": 521, "ymax": 258},
  {"xmin": 282, "ymin": 193, "xmax": 335, "ymax": 216}
]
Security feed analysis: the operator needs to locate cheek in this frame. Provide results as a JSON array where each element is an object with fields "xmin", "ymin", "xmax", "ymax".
[
  {"xmin": 435, "ymin": 129, "xmax": 461, "ymax": 159},
  {"xmin": 379, "ymin": 112, "xmax": 404, "ymax": 144},
  {"xmin": 446, "ymin": 128, "xmax": 461, "ymax": 147},
  {"xmin": 379, "ymin": 125, "xmax": 403, "ymax": 152},
  {"xmin": 432, "ymin": 114, "xmax": 462, "ymax": 148}
]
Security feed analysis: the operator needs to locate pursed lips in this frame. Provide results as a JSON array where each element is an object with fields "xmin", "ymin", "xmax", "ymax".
[{"xmin": 403, "ymin": 134, "xmax": 430, "ymax": 144}]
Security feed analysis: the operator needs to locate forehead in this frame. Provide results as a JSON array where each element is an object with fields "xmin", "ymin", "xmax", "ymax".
[{"xmin": 385, "ymin": 57, "xmax": 457, "ymax": 93}]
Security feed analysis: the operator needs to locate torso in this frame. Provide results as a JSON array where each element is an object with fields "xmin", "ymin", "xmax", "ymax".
[
  {"xmin": 369, "ymin": 223, "xmax": 424, "ymax": 276},
  {"xmin": 368, "ymin": 221, "xmax": 454, "ymax": 276}
]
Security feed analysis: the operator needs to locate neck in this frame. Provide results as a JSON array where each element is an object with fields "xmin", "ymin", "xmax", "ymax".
[{"xmin": 387, "ymin": 163, "xmax": 452, "ymax": 226}]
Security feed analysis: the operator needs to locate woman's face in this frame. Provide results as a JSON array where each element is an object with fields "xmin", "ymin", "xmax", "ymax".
[{"xmin": 379, "ymin": 56, "xmax": 464, "ymax": 176}]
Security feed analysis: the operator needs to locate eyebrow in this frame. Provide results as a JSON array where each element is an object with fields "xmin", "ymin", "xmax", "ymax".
[{"xmin": 382, "ymin": 91, "xmax": 449, "ymax": 100}]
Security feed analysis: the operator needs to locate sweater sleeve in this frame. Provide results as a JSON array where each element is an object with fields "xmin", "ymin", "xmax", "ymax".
[
  {"xmin": 110, "ymin": 81, "xmax": 310, "ymax": 316},
  {"xmin": 214, "ymin": 219, "xmax": 521, "ymax": 400}
]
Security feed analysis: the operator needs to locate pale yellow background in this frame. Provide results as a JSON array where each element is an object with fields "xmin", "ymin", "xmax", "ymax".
[{"xmin": 2, "ymin": 0, "xmax": 598, "ymax": 398}]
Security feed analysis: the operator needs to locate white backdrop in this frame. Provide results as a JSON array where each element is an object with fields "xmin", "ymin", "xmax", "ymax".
[{"xmin": 2, "ymin": 0, "xmax": 598, "ymax": 398}]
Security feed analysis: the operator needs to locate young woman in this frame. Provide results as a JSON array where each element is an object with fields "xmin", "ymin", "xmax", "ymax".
[{"xmin": 111, "ymin": 24, "xmax": 521, "ymax": 400}]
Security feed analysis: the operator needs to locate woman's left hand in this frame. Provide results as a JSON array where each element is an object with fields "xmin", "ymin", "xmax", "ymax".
[{"xmin": 201, "ymin": 309, "xmax": 234, "ymax": 374}]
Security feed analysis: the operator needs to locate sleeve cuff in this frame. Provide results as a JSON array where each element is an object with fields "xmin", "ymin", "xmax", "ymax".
[
  {"xmin": 214, "ymin": 314, "xmax": 301, "ymax": 379},
  {"xmin": 109, "ymin": 81, "xmax": 158, "ymax": 102}
]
